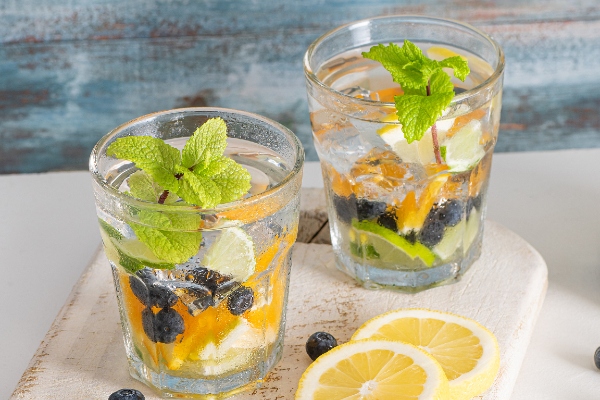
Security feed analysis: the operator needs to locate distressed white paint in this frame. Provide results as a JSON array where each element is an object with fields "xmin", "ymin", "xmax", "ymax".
[{"xmin": 11, "ymin": 221, "xmax": 547, "ymax": 399}]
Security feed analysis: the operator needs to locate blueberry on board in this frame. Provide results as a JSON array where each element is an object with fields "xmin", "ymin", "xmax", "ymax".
[
  {"xmin": 594, "ymin": 347, "xmax": 600, "ymax": 369},
  {"xmin": 227, "ymin": 286, "xmax": 254, "ymax": 316},
  {"xmin": 419, "ymin": 219, "xmax": 445, "ymax": 248},
  {"xmin": 306, "ymin": 332, "xmax": 338, "ymax": 361},
  {"xmin": 129, "ymin": 275, "xmax": 150, "ymax": 306},
  {"xmin": 377, "ymin": 210, "xmax": 398, "ymax": 232},
  {"xmin": 333, "ymin": 194, "xmax": 358, "ymax": 225},
  {"xmin": 108, "ymin": 389, "xmax": 145, "ymax": 400},
  {"xmin": 356, "ymin": 199, "xmax": 387, "ymax": 221},
  {"xmin": 434, "ymin": 200, "xmax": 463, "ymax": 227}
]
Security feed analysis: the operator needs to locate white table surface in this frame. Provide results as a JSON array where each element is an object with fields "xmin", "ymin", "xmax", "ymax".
[{"xmin": 1, "ymin": 150, "xmax": 599, "ymax": 399}]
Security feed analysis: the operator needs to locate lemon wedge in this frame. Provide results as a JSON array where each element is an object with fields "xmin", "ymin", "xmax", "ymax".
[
  {"xmin": 295, "ymin": 339, "xmax": 449, "ymax": 400},
  {"xmin": 352, "ymin": 309, "xmax": 500, "ymax": 400}
]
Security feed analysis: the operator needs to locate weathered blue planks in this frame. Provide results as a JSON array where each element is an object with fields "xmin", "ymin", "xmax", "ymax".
[{"xmin": 1, "ymin": 1, "xmax": 599, "ymax": 173}]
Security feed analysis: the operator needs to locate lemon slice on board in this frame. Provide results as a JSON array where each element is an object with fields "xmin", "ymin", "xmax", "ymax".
[
  {"xmin": 295, "ymin": 339, "xmax": 449, "ymax": 400},
  {"xmin": 202, "ymin": 227, "xmax": 255, "ymax": 282},
  {"xmin": 352, "ymin": 309, "xmax": 500, "ymax": 400}
]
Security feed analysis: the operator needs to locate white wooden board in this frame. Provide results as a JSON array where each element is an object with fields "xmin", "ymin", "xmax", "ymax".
[{"xmin": 11, "ymin": 221, "xmax": 547, "ymax": 399}]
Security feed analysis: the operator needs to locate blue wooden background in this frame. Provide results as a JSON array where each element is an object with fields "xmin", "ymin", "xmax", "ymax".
[{"xmin": 1, "ymin": 0, "xmax": 599, "ymax": 173}]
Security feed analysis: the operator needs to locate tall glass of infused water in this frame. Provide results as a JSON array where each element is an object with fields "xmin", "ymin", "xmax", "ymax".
[
  {"xmin": 90, "ymin": 108, "xmax": 303, "ymax": 397},
  {"xmin": 304, "ymin": 16, "xmax": 504, "ymax": 292}
]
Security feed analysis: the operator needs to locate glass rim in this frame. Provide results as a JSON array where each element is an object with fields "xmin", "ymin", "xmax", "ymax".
[
  {"xmin": 89, "ymin": 107, "xmax": 305, "ymax": 214},
  {"xmin": 303, "ymin": 14, "xmax": 505, "ymax": 109}
]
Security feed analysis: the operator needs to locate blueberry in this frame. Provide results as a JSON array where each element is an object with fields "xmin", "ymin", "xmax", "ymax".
[
  {"xmin": 142, "ymin": 307, "xmax": 185, "ymax": 343},
  {"xmin": 333, "ymin": 194, "xmax": 357, "ymax": 225},
  {"xmin": 377, "ymin": 210, "xmax": 397, "ymax": 232},
  {"xmin": 306, "ymin": 332, "xmax": 338, "ymax": 361},
  {"xmin": 454, "ymin": 86, "xmax": 467, "ymax": 95},
  {"xmin": 594, "ymin": 347, "xmax": 600, "ymax": 369},
  {"xmin": 132, "ymin": 269, "xmax": 177, "ymax": 308},
  {"xmin": 418, "ymin": 219, "xmax": 445, "ymax": 248},
  {"xmin": 356, "ymin": 199, "xmax": 387, "ymax": 221},
  {"xmin": 108, "ymin": 389, "xmax": 145, "ymax": 400},
  {"xmin": 404, "ymin": 230, "xmax": 418, "ymax": 244},
  {"xmin": 129, "ymin": 275, "xmax": 149, "ymax": 306},
  {"xmin": 432, "ymin": 200, "xmax": 463, "ymax": 227},
  {"xmin": 148, "ymin": 283, "xmax": 178, "ymax": 308},
  {"xmin": 227, "ymin": 286, "xmax": 254, "ymax": 316}
]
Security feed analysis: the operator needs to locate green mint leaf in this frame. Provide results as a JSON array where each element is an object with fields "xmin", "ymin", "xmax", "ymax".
[
  {"xmin": 131, "ymin": 210, "xmax": 203, "ymax": 263},
  {"xmin": 364, "ymin": 40, "xmax": 470, "ymax": 146},
  {"xmin": 429, "ymin": 69, "xmax": 455, "ymax": 95},
  {"xmin": 211, "ymin": 157, "xmax": 253, "ymax": 203},
  {"xmin": 395, "ymin": 91, "xmax": 454, "ymax": 143},
  {"xmin": 440, "ymin": 146, "xmax": 447, "ymax": 161},
  {"xmin": 177, "ymin": 168, "xmax": 222, "ymax": 208},
  {"xmin": 107, "ymin": 136, "xmax": 181, "ymax": 192},
  {"xmin": 181, "ymin": 118, "xmax": 228, "ymax": 170},
  {"xmin": 127, "ymin": 170, "xmax": 178, "ymax": 204},
  {"xmin": 438, "ymin": 56, "xmax": 470, "ymax": 81},
  {"xmin": 130, "ymin": 223, "xmax": 203, "ymax": 264},
  {"xmin": 363, "ymin": 42, "xmax": 426, "ymax": 89}
]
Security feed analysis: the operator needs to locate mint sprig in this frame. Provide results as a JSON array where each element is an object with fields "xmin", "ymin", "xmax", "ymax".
[
  {"xmin": 105, "ymin": 117, "xmax": 252, "ymax": 265},
  {"xmin": 363, "ymin": 40, "xmax": 470, "ymax": 163}
]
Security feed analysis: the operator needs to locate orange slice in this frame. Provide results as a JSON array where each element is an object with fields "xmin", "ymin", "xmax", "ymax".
[{"xmin": 396, "ymin": 174, "xmax": 449, "ymax": 232}]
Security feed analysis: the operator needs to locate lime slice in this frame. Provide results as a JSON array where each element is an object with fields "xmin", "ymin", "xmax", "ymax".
[
  {"xmin": 351, "ymin": 220, "xmax": 435, "ymax": 267},
  {"xmin": 433, "ymin": 219, "xmax": 466, "ymax": 260},
  {"xmin": 99, "ymin": 226, "xmax": 174, "ymax": 272},
  {"xmin": 464, "ymin": 209, "xmax": 481, "ymax": 253},
  {"xmin": 203, "ymin": 227, "xmax": 255, "ymax": 282},
  {"xmin": 443, "ymin": 120, "xmax": 485, "ymax": 172}
]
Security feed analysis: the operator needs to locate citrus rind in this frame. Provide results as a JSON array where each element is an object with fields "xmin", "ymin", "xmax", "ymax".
[
  {"xmin": 352, "ymin": 308, "xmax": 500, "ymax": 400},
  {"xmin": 295, "ymin": 339, "xmax": 450, "ymax": 400}
]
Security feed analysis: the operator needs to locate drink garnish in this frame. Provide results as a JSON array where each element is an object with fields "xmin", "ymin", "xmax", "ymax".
[
  {"xmin": 104, "ymin": 117, "xmax": 252, "ymax": 264},
  {"xmin": 107, "ymin": 117, "xmax": 251, "ymax": 208},
  {"xmin": 362, "ymin": 40, "xmax": 470, "ymax": 163}
]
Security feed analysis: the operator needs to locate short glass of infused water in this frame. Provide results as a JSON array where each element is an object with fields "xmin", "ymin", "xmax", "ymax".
[
  {"xmin": 304, "ymin": 16, "xmax": 504, "ymax": 292},
  {"xmin": 89, "ymin": 108, "xmax": 303, "ymax": 397}
]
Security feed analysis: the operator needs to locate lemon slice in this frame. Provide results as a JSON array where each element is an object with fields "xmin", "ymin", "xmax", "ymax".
[
  {"xmin": 443, "ymin": 120, "xmax": 485, "ymax": 172},
  {"xmin": 351, "ymin": 220, "xmax": 436, "ymax": 267},
  {"xmin": 295, "ymin": 339, "xmax": 449, "ymax": 400},
  {"xmin": 352, "ymin": 309, "xmax": 500, "ymax": 400},
  {"xmin": 202, "ymin": 227, "xmax": 255, "ymax": 282}
]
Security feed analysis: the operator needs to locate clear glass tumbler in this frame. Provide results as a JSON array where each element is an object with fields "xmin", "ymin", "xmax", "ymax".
[
  {"xmin": 89, "ymin": 108, "xmax": 304, "ymax": 397},
  {"xmin": 304, "ymin": 16, "xmax": 504, "ymax": 292}
]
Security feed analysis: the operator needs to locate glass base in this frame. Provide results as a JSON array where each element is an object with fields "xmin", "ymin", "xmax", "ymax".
[
  {"xmin": 336, "ymin": 234, "xmax": 483, "ymax": 293},
  {"xmin": 127, "ymin": 338, "xmax": 284, "ymax": 399}
]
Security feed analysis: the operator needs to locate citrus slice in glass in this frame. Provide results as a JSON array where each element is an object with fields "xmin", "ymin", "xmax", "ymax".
[
  {"xmin": 295, "ymin": 339, "xmax": 449, "ymax": 400},
  {"xmin": 432, "ymin": 219, "xmax": 466, "ymax": 260},
  {"xmin": 351, "ymin": 220, "xmax": 435, "ymax": 267},
  {"xmin": 352, "ymin": 309, "xmax": 500, "ymax": 400},
  {"xmin": 202, "ymin": 227, "xmax": 256, "ymax": 282},
  {"xmin": 443, "ymin": 119, "xmax": 485, "ymax": 172}
]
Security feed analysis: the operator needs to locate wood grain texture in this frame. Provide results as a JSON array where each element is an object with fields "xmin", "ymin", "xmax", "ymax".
[
  {"xmin": 1, "ymin": 1, "xmax": 599, "ymax": 173},
  {"xmin": 10, "ymin": 220, "xmax": 547, "ymax": 399}
]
